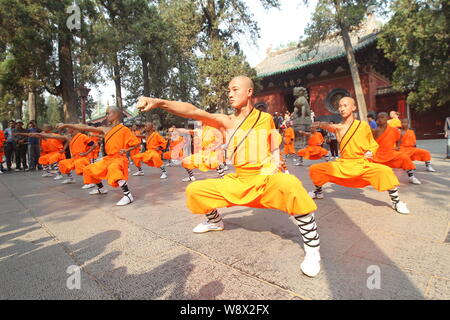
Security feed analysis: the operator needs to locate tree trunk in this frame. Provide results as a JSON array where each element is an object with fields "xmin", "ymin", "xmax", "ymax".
[
  {"xmin": 28, "ymin": 90, "xmax": 36, "ymax": 121},
  {"xmin": 58, "ymin": 30, "xmax": 78, "ymax": 123},
  {"xmin": 141, "ymin": 54, "xmax": 150, "ymax": 97},
  {"xmin": 113, "ymin": 52, "xmax": 123, "ymax": 110},
  {"xmin": 341, "ymin": 25, "xmax": 368, "ymax": 122},
  {"xmin": 14, "ymin": 99, "xmax": 23, "ymax": 120}
]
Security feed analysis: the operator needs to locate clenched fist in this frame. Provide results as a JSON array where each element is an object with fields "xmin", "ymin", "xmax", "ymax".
[{"xmin": 136, "ymin": 97, "xmax": 160, "ymax": 112}]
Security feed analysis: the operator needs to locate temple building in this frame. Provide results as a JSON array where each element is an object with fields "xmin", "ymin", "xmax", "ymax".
[{"xmin": 252, "ymin": 13, "xmax": 446, "ymax": 138}]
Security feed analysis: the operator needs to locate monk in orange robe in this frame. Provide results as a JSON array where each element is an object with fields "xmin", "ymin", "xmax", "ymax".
[
  {"xmin": 56, "ymin": 128, "xmax": 98, "ymax": 189},
  {"xmin": 129, "ymin": 124, "xmax": 143, "ymax": 167},
  {"xmin": 131, "ymin": 122, "xmax": 168, "ymax": 179},
  {"xmin": 87, "ymin": 131, "xmax": 102, "ymax": 163},
  {"xmin": 0, "ymin": 129, "xmax": 5, "ymax": 173},
  {"xmin": 57, "ymin": 106, "xmax": 140, "ymax": 206},
  {"xmin": 387, "ymin": 111, "xmax": 402, "ymax": 128},
  {"xmin": 16, "ymin": 124, "xmax": 67, "ymax": 178},
  {"xmin": 283, "ymin": 123, "xmax": 296, "ymax": 157},
  {"xmin": 295, "ymin": 127, "xmax": 329, "ymax": 166},
  {"xmin": 400, "ymin": 119, "xmax": 436, "ymax": 172},
  {"xmin": 137, "ymin": 76, "xmax": 322, "ymax": 278},
  {"xmin": 373, "ymin": 112, "xmax": 421, "ymax": 185},
  {"xmin": 163, "ymin": 128, "xmax": 186, "ymax": 166},
  {"xmin": 309, "ymin": 97, "xmax": 410, "ymax": 215},
  {"xmin": 177, "ymin": 125, "xmax": 227, "ymax": 182}
]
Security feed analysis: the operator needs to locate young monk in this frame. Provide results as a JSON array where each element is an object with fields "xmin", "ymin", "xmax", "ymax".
[
  {"xmin": 295, "ymin": 127, "xmax": 329, "ymax": 166},
  {"xmin": 87, "ymin": 131, "xmax": 102, "ymax": 164},
  {"xmin": 57, "ymin": 127, "xmax": 98, "ymax": 188},
  {"xmin": 174, "ymin": 125, "xmax": 226, "ymax": 182},
  {"xmin": 283, "ymin": 122, "xmax": 296, "ymax": 158},
  {"xmin": 131, "ymin": 122, "xmax": 168, "ymax": 179},
  {"xmin": 372, "ymin": 113, "xmax": 421, "ymax": 185},
  {"xmin": 137, "ymin": 76, "xmax": 322, "ymax": 278},
  {"xmin": 309, "ymin": 97, "xmax": 410, "ymax": 215},
  {"xmin": 163, "ymin": 128, "xmax": 186, "ymax": 166},
  {"xmin": 388, "ymin": 111, "xmax": 402, "ymax": 128},
  {"xmin": 15, "ymin": 125, "xmax": 66, "ymax": 178},
  {"xmin": 57, "ymin": 106, "xmax": 140, "ymax": 206},
  {"xmin": 399, "ymin": 119, "xmax": 436, "ymax": 172}
]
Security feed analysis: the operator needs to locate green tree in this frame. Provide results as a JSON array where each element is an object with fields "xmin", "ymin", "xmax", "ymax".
[
  {"xmin": 378, "ymin": 0, "xmax": 449, "ymax": 110},
  {"xmin": 301, "ymin": 0, "xmax": 388, "ymax": 121}
]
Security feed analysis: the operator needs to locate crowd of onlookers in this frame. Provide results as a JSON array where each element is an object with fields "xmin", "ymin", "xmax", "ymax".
[{"xmin": 1, "ymin": 119, "xmax": 43, "ymax": 173}]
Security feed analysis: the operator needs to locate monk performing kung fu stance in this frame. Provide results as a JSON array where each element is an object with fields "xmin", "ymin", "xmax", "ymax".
[
  {"xmin": 15, "ymin": 124, "xmax": 66, "ymax": 178},
  {"xmin": 163, "ymin": 127, "xmax": 186, "ymax": 166},
  {"xmin": 372, "ymin": 112, "xmax": 422, "ymax": 185},
  {"xmin": 56, "ymin": 127, "xmax": 98, "ymax": 188},
  {"xmin": 174, "ymin": 125, "xmax": 227, "ymax": 182},
  {"xmin": 295, "ymin": 127, "xmax": 329, "ymax": 166},
  {"xmin": 400, "ymin": 119, "xmax": 436, "ymax": 172},
  {"xmin": 57, "ymin": 106, "xmax": 140, "ymax": 206},
  {"xmin": 309, "ymin": 97, "xmax": 410, "ymax": 215},
  {"xmin": 131, "ymin": 122, "xmax": 168, "ymax": 179},
  {"xmin": 137, "ymin": 76, "xmax": 322, "ymax": 277},
  {"xmin": 283, "ymin": 122, "xmax": 296, "ymax": 158}
]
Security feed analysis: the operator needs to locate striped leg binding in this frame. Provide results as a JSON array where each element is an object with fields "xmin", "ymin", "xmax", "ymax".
[
  {"xmin": 206, "ymin": 209, "xmax": 222, "ymax": 224},
  {"xmin": 293, "ymin": 213, "xmax": 320, "ymax": 249},
  {"xmin": 388, "ymin": 188, "xmax": 400, "ymax": 205}
]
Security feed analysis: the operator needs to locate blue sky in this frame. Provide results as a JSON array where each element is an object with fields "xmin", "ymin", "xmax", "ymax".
[{"xmin": 91, "ymin": 0, "xmax": 318, "ymax": 107}]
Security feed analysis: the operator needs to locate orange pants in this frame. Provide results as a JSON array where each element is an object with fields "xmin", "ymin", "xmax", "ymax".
[
  {"xmin": 309, "ymin": 159, "xmax": 399, "ymax": 192},
  {"xmin": 374, "ymin": 153, "xmax": 416, "ymax": 171},
  {"xmin": 401, "ymin": 147, "xmax": 431, "ymax": 162},
  {"xmin": 83, "ymin": 155, "xmax": 128, "ymax": 188},
  {"xmin": 132, "ymin": 149, "xmax": 163, "ymax": 168},
  {"xmin": 182, "ymin": 150, "xmax": 223, "ymax": 172},
  {"xmin": 186, "ymin": 168, "xmax": 317, "ymax": 215},
  {"xmin": 297, "ymin": 146, "xmax": 328, "ymax": 160},
  {"xmin": 59, "ymin": 157, "xmax": 90, "ymax": 175},
  {"xmin": 39, "ymin": 151, "xmax": 66, "ymax": 165},
  {"xmin": 283, "ymin": 143, "xmax": 296, "ymax": 155}
]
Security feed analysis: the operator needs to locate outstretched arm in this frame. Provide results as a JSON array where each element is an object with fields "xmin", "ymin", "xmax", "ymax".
[
  {"xmin": 137, "ymin": 97, "xmax": 231, "ymax": 130},
  {"xmin": 34, "ymin": 133, "xmax": 68, "ymax": 141},
  {"xmin": 57, "ymin": 123, "xmax": 105, "ymax": 134}
]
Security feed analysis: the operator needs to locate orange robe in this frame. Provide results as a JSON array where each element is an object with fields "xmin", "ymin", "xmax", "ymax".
[
  {"xmin": 182, "ymin": 126, "xmax": 224, "ymax": 171},
  {"xmin": 163, "ymin": 136, "xmax": 186, "ymax": 160},
  {"xmin": 186, "ymin": 108, "xmax": 317, "ymax": 216},
  {"xmin": 388, "ymin": 118, "xmax": 402, "ymax": 128},
  {"xmin": 131, "ymin": 131, "xmax": 167, "ymax": 168},
  {"xmin": 129, "ymin": 129, "xmax": 142, "ymax": 158},
  {"xmin": 83, "ymin": 124, "xmax": 140, "ymax": 188},
  {"xmin": 88, "ymin": 133, "xmax": 101, "ymax": 161},
  {"xmin": 0, "ymin": 130, "xmax": 5, "ymax": 158},
  {"xmin": 400, "ymin": 129, "xmax": 431, "ymax": 162},
  {"xmin": 373, "ymin": 126, "xmax": 416, "ymax": 170},
  {"xmin": 283, "ymin": 127, "xmax": 296, "ymax": 155},
  {"xmin": 38, "ymin": 136, "xmax": 66, "ymax": 165},
  {"xmin": 59, "ymin": 133, "xmax": 93, "ymax": 175},
  {"xmin": 297, "ymin": 132, "xmax": 328, "ymax": 160},
  {"xmin": 309, "ymin": 120, "xmax": 399, "ymax": 192}
]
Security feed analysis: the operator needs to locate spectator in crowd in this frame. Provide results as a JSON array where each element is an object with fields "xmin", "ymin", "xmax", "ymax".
[
  {"xmin": 368, "ymin": 114, "xmax": 377, "ymax": 129},
  {"xmin": 4, "ymin": 120, "xmax": 16, "ymax": 171},
  {"xmin": 13, "ymin": 120, "xmax": 28, "ymax": 171},
  {"xmin": 27, "ymin": 120, "xmax": 41, "ymax": 171},
  {"xmin": 326, "ymin": 121, "xmax": 339, "ymax": 159},
  {"xmin": 273, "ymin": 112, "xmax": 280, "ymax": 129}
]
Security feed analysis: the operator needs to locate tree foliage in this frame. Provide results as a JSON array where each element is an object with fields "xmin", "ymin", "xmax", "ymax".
[{"xmin": 378, "ymin": 0, "xmax": 450, "ymax": 110}]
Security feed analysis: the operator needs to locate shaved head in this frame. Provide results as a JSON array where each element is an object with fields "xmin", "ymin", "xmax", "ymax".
[
  {"xmin": 339, "ymin": 97, "xmax": 356, "ymax": 106},
  {"xmin": 107, "ymin": 105, "xmax": 121, "ymax": 114},
  {"xmin": 230, "ymin": 76, "xmax": 254, "ymax": 90}
]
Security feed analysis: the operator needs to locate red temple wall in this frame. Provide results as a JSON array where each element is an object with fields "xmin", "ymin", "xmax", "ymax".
[{"xmin": 251, "ymin": 91, "xmax": 285, "ymax": 114}]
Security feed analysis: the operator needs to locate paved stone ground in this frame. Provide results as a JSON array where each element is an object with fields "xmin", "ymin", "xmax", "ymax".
[{"xmin": 0, "ymin": 139, "xmax": 449, "ymax": 300}]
